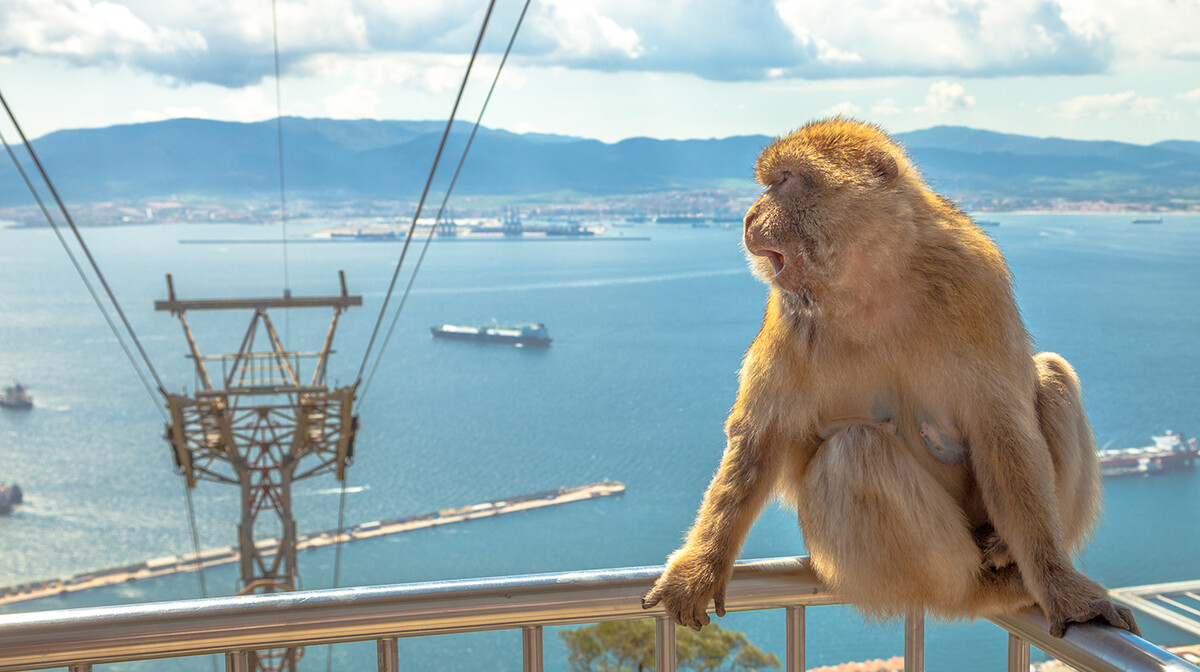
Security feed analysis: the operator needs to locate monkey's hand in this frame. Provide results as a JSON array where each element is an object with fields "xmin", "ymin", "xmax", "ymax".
[
  {"xmin": 1041, "ymin": 571, "xmax": 1141, "ymax": 638},
  {"xmin": 641, "ymin": 549, "xmax": 729, "ymax": 631}
]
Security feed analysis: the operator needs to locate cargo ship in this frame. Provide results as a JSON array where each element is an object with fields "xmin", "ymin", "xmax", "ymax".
[
  {"xmin": 329, "ymin": 229, "xmax": 399, "ymax": 241},
  {"xmin": 1098, "ymin": 430, "xmax": 1198, "ymax": 477},
  {"xmin": 0, "ymin": 482, "xmax": 22, "ymax": 515},
  {"xmin": 430, "ymin": 323, "xmax": 552, "ymax": 348},
  {"xmin": 0, "ymin": 383, "xmax": 32, "ymax": 410}
]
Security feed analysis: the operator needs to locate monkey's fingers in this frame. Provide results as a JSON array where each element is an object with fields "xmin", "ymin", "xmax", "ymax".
[
  {"xmin": 642, "ymin": 586, "xmax": 663, "ymax": 610},
  {"xmin": 1085, "ymin": 599, "xmax": 1138, "ymax": 636},
  {"xmin": 714, "ymin": 588, "xmax": 727, "ymax": 617},
  {"xmin": 1114, "ymin": 604, "xmax": 1142, "ymax": 637}
]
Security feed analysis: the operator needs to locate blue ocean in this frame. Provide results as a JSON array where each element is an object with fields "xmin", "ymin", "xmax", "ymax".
[{"xmin": 2, "ymin": 214, "xmax": 1199, "ymax": 671}]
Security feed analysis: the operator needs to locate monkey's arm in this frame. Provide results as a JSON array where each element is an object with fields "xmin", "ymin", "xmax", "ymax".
[
  {"xmin": 969, "ymin": 396, "xmax": 1139, "ymax": 637},
  {"xmin": 641, "ymin": 418, "xmax": 787, "ymax": 630}
]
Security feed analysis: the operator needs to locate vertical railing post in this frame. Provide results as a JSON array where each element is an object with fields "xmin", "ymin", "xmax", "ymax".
[
  {"xmin": 1008, "ymin": 633, "xmax": 1030, "ymax": 672},
  {"xmin": 225, "ymin": 651, "xmax": 250, "ymax": 672},
  {"xmin": 655, "ymin": 616, "xmax": 677, "ymax": 672},
  {"xmin": 904, "ymin": 610, "xmax": 925, "ymax": 672},
  {"xmin": 786, "ymin": 606, "xmax": 806, "ymax": 672},
  {"xmin": 377, "ymin": 637, "xmax": 399, "ymax": 672},
  {"xmin": 523, "ymin": 626, "xmax": 544, "ymax": 672}
]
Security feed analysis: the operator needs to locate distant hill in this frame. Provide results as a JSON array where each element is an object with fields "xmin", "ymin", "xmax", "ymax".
[{"xmin": 1, "ymin": 118, "xmax": 1197, "ymax": 207}]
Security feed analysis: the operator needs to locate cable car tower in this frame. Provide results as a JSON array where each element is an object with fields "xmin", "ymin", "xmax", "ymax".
[{"xmin": 157, "ymin": 272, "xmax": 361, "ymax": 672}]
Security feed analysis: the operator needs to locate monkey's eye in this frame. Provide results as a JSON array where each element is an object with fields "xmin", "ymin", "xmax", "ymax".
[{"xmin": 765, "ymin": 171, "xmax": 792, "ymax": 193}]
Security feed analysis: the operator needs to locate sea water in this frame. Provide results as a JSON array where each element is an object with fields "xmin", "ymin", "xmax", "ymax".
[{"xmin": 1, "ymin": 214, "xmax": 1199, "ymax": 671}]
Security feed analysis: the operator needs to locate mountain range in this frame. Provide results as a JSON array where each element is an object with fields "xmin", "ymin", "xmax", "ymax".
[{"xmin": 2, "ymin": 117, "xmax": 1197, "ymax": 207}]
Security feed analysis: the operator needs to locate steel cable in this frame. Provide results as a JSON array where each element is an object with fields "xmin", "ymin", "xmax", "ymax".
[
  {"xmin": 358, "ymin": 0, "xmax": 532, "ymax": 409},
  {"xmin": 0, "ymin": 115, "xmax": 211, "ymax": 620},
  {"xmin": 0, "ymin": 127, "xmax": 166, "ymax": 422},
  {"xmin": 353, "ymin": 0, "xmax": 498, "ymax": 387},
  {"xmin": 0, "ymin": 89, "xmax": 168, "ymax": 396}
]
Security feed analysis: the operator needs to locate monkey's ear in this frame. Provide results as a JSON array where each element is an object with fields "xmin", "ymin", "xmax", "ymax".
[{"xmin": 870, "ymin": 151, "xmax": 899, "ymax": 185}]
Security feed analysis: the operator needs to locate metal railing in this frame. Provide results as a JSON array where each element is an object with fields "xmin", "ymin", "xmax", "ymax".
[{"xmin": 0, "ymin": 556, "xmax": 1195, "ymax": 672}]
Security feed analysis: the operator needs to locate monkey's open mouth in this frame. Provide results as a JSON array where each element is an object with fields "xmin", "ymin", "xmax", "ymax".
[{"xmin": 764, "ymin": 250, "xmax": 786, "ymax": 275}]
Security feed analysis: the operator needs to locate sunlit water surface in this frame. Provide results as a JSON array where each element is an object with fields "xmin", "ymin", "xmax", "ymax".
[{"xmin": 2, "ymin": 214, "xmax": 1199, "ymax": 671}]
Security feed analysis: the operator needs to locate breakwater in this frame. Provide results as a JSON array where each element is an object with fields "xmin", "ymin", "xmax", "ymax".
[{"xmin": 0, "ymin": 481, "xmax": 624, "ymax": 606}]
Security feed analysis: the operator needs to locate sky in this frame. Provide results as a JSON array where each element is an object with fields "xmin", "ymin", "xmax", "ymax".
[{"xmin": 0, "ymin": 0, "xmax": 1199, "ymax": 144}]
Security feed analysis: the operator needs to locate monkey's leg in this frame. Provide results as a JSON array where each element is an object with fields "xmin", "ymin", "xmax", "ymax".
[
  {"xmin": 968, "ymin": 377, "xmax": 1140, "ymax": 637},
  {"xmin": 1032, "ymin": 352, "xmax": 1102, "ymax": 553},
  {"xmin": 1030, "ymin": 352, "xmax": 1138, "ymax": 635},
  {"xmin": 642, "ymin": 419, "xmax": 786, "ymax": 630},
  {"xmin": 798, "ymin": 424, "xmax": 980, "ymax": 617}
]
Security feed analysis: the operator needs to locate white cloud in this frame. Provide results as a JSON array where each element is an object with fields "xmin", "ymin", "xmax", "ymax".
[
  {"xmin": 297, "ymin": 53, "xmax": 467, "ymax": 96},
  {"xmin": 3, "ymin": 0, "xmax": 1198, "ymax": 88},
  {"xmin": 814, "ymin": 39, "xmax": 862, "ymax": 65},
  {"xmin": 218, "ymin": 86, "xmax": 278, "ymax": 122},
  {"xmin": 1178, "ymin": 89, "xmax": 1200, "ymax": 104},
  {"xmin": 821, "ymin": 101, "xmax": 862, "ymax": 117},
  {"xmin": 129, "ymin": 109, "xmax": 167, "ymax": 124},
  {"xmin": 917, "ymin": 81, "xmax": 976, "ymax": 114},
  {"xmin": 128, "ymin": 105, "xmax": 207, "ymax": 124},
  {"xmin": 0, "ymin": 0, "xmax": 206, "ymax": 68},
  {"xmin": 774, "ymin": 0, "xmax": 1111, "ymax": 79},
  {"xmin": 870, "ymin": 98, "xmax": 902, "ymax": 116},
  {"xmin": 536, "ymin": 0, "xmax": 643, "ymax": 61},
  {"xmin": 323, "ymin": 82, "xmax": 381, "ymax": 119},
  {"xmin": 1056, "ymin": 0, "xmax": 1200, "ymax": 63},
  {"xmin": 1056, "ymin": 91, "xmax": 1166, "ymax": 120}
]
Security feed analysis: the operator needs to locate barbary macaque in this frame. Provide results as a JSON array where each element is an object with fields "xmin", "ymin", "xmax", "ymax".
[{"xmin": 643, "ymin": 118, "xmax": 1139, "ymax": 638}]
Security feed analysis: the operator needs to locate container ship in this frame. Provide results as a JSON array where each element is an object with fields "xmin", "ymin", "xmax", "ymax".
[
  {"xmin": 430, "ymin": 323, "xmax": 552, "ymax": 348},
  {"xmin": 1098, "ymin": 430, "xmax": 1198, "ymax": 477}
]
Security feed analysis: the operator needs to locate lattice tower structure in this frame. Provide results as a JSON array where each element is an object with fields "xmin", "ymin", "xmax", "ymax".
[{"xmin": 157, "ymin": 272, "xmax": 361, "ymax": 672}]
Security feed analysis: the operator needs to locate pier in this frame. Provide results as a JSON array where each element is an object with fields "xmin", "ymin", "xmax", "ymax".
[
  {"xmin": 178, "ymin": 236, "xmax": 651, "ymax": 244},
  {"xmin": 0, "ymin": 481, "xmax": 624, "ymax": 607}
]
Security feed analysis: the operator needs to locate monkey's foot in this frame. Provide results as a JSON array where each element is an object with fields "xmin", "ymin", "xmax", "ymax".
[
  {"xmin": 1042, "ymin": 577, "xmax": 1142, "ymax": 638},
  {"xmin": 972, "ymin": 524, "xmax": 1015, "ymax": 570},
  {"xmin": 1046, "ymin": 598, "xmax": 1142, "ymax": 638},
  {"xmin": 642, "ymin": 551, "xmax": 728, "ymax": 631}
]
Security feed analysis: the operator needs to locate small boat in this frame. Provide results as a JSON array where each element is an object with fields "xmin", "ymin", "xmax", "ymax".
[
  {"xmin": 1131, "ymin": 217, "xmax": 1163, "ymax": 224},
  {"xmin": 0, "ymin": 482, "xmax": 22, "ymax": 515},
  {"xmin": 0, "ymin": 383, "xmax": 32, "ymax": 410},
  {"xmin": 431, "ymin": 323, "xmax": 552, "ymax": 348},
  {"xmin": 1098, "ymin": 430, "xmax": 1198, "ymax": 477}
]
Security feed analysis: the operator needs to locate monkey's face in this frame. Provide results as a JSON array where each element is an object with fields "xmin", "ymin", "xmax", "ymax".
[
  {"xmin": 743, "ymin": 119, "xmax": 912, "ymax": 311},
  {"xmin": 742, "ymin": 170, "xmax": 832, "ymax": 301}
]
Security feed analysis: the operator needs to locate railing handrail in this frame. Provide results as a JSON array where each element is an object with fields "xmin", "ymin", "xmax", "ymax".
[{"xmin": 0, "ymin": 556, "xmax": 1193, "ymax": 672}]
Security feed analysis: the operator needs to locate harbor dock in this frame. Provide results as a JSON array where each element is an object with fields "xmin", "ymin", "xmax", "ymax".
[{"xmin": 0, "ymin": 481, "xmax": 624, "ymax": 606}]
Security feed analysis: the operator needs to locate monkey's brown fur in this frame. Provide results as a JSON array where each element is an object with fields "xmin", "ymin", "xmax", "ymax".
[{"xmin": 643, "ymin": 118, "xmax": 1139, "ymax": 638}]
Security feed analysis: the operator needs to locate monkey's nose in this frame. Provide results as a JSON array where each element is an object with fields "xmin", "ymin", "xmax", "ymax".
[
  {"xmin": 743, "ymin": 210, "xmax": 757, "ymax": 232},
  {"xmin": 747, "ymin": 244, "xmax": 786, "ymax": 275},
  {"xmin": 764, "ymin": 250, "xmax": 785, "ymax": 275}
]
